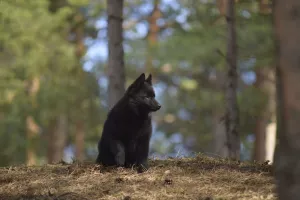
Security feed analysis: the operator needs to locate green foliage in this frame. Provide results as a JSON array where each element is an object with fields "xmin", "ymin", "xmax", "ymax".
[{"xmin": 0, "ymin": 0, "xmax": 103, "ymax": 166}]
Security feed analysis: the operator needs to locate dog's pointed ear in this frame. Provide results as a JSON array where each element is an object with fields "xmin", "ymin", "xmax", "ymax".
[
  {"xmin": 126, "ymin": 73, "xmax": 145, "ymax": 94},
  {"xmin": 145, "ymin": 74, "xmax": 152, "ymax": 85},
  {"xmin": 132, "ymin": 73, "xmax": 145, "ymax": 88}
]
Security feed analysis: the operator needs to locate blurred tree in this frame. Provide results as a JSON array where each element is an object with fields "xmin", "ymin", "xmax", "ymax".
[
  {"xmin": 26, "ymin": 78, "xmax": 41, "ymax": 165},
  {"xmin": 254, "ymin": 67, "xmax": 276, "ymax": 162},
  {"xmin": 107, "ymin": 0, "xmax": 126, "ymax": 108},
  {"xmin": 273, "ymin": 0, "xmax": 300, "ymax": 199},
  {"xmin": 0, "ymin": 0, "xmax": 103, "ymax": 166},
  {"xmin": 47, "ymin": 0, "xmax": 102, "ymax": 162},
  {"xmin": 47, "ymin": 115, "xmax": 67, "ymax": 163},
  {"xmin": 116, "ymin": 0, "xmax": 274, "ymax": 158},
  {"xmin": 214, "ymin": 0, "xmax": 231, "ymax": 158},
  {"xmin": 155, "ymin": 0, "xmax": 275, "ymax": 158},
  {"xmin": 47, "ymin": 0, "xmax": 74, "ymax": 163},
  {"xmin": 0, "ymin": 0, "xmax": 76, "ymax": 165},
  {"xmin": 224, "ymin": 0, "xmax": 240, "ymax": 159},
  {"xmin": 251, "ymin": 0, "xmax": 275, "ymax": 162}
]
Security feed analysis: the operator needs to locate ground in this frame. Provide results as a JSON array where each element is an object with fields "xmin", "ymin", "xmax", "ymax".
[{"xmin": 0, "ymin": 155, "xmax": 276, "ymax": 200}]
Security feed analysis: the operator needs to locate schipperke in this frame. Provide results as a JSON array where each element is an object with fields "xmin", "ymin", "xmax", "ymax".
[{"xmin": 96, "ymin": 73, "xmax": 161, "ymax": 173}]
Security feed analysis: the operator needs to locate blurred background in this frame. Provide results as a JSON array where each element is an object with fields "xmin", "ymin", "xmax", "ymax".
[{"xmin": 0, "ymin": 0, "xmax": 274, "ymax": 167}]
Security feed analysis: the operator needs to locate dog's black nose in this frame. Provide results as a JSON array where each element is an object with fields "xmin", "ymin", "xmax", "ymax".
[{"xmin": 157, "ymin": 104, "xmax": 161, "ymax": 109}]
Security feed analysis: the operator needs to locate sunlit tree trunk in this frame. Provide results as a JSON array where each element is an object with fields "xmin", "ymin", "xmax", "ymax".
[
  {"xmin": 265, "ymin": 120, "xmax": 276, "ymax": 163},
  {"xmin": 253, "ymin": 69, "xmax": 268, "ymax": 162},
  {"xmin": 253, "ymin": 68, "xmax": 276, "ymax": 163},
  {"xmin": 252, "ymin": 0, "xmax": 275, "ymax": 163},
  {"xmin": 224, "ymin": 0, "xmax": 240, "ymax": 159},
  {"xmin": 273, "ymin": 0, "xmax": 300, "ymax": 199},
  {"xmin": 26, "ymin": 77, "xmax": 40, "ymax": 166},
  {"xmin": 26, "ymin": 116, "xmax": 39, "ymax": 165},
  {"xmin": 107, "ymin": 0, "xmax": 125, "ymax": 109},
  {"xmin": 262, "ymin": 0, "xmax": 276, "ymax": 165}
]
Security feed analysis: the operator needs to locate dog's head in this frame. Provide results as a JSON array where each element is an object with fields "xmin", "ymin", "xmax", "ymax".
[{"xmin": 125, "ymin": 73, "xmax": 161, "ymax": 113}]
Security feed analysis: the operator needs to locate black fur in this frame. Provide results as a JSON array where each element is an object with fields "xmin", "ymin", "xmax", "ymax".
[{"xmin": 96, "ymin": 73, "xmax": 161, "ymax": 172}]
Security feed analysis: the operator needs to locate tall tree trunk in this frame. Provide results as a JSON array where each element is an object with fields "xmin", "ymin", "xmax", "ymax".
[
  {"xmin": 259, "ymin": 0, "xmax": 276, "ymax": 164},
  {"xmin": 75, "ymin": 121, "xmax": 85, "ymax": 161},
  {"xmin": 265, "ymin": 119, "xmax": 276, "ymax": 163},
  {"xmin": 253, "ymin": 68, "xmax": 277, "ymax": 162},
  {"xmin": 213, "ymin": 112, "xmax": 228, "ymax": 157},
  {"xmin": 107, "ymin": 0, "xmax": 125, "ymax": 109},
  {"xmin": 26, "ymin": 116, "xmax": 39, "ymax": 166},
  {"xmin": 253, "ymin": 69, "xmax": 268, "ymax": 161},
  {"xmin": 214, "ymin": 0, "xmax": 228, "ymax": 157},
  {"xmin": 254, "ymin": 117, "xmax": 267, "ymax": 161},
  {"xmin": 216, "ymin": 0, "xmax": 240, "ymax": 159},
  {"xmin": 26, "ymin": 77, "xmax": 40, "ymax": 166},
  {"xmin": 73, "ymin": 12, "xmax": 86, "ymax": 161},
  {"xmin": 224, "ymin": 0, "xmax": 240, "ymax": 159},
  {"xmin": 47, "ymin": 115, "xmax": 67, "ymax": 163},
  {"xmin": 253, "ymin": 68, "xmax": 276, "ymax": 162},
  {"xmin": 273, "ymin": 0, "xmax": 300, "ymax": 199}
]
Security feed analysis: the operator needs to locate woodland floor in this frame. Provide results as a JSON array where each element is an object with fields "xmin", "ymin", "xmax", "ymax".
[{"xmin": 0, "ymin": 155, "xmax": 276, "ymax": 200}]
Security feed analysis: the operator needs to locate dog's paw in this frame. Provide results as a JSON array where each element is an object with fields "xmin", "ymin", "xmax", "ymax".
[
  {"xmin": 136, "ymin": 163, "xmax": 149, "ymax": 173},
  {"xmin": 115, "ymin": 153, "xmax": 125, "ymax": 166}
]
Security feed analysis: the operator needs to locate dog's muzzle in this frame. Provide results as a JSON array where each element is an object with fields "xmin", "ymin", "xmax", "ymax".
[{"xmin": 152, "ymin": 103, "xmax": 161, "ymax": 111}]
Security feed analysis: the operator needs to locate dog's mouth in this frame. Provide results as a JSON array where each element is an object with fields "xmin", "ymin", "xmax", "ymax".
[{"xmin": 150, "ymin": 104, "xmax": 161, "ymax": 112}]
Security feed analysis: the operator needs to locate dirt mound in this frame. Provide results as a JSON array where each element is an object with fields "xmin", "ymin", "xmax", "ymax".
[{"xmin": 0, "ymin": 155, "xmax": 276, "ymax": 200}]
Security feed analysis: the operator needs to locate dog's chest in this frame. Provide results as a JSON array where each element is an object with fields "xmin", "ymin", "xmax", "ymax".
[{"xmin": 119, "ymin": 118, "xmax": 151, "ymax": 138}]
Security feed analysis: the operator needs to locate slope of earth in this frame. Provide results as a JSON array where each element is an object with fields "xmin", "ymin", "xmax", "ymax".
[{"xmin": 0, "ymin": 155, "xmax": 276, "ymax": 200}]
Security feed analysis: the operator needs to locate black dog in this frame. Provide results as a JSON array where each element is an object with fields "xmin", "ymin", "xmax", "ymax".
[{"xmin": 96, "ymin": 73, "xmax": 161, "ymax": 172}]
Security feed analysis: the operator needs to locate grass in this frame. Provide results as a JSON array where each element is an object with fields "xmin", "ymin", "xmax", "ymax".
[{"xmin": 0, "ymin": 155, "xmax": 276, "ymax": 200}]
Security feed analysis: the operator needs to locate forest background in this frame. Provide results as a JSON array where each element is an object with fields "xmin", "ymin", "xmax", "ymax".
[{"xmin": 0, "ymin": 0, "xmax": 274, "ymax": 167}]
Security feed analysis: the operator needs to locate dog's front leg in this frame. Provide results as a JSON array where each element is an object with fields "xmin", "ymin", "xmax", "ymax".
[
  {"xmin": 110, "ymin": 140, "xmax": 126, "ymax": 166},
  {"xmin": 135, "ymin": 134, "xmax": 151, "ymax": 173},
  {"xmin": 125, "ymin": 140, "xmax": 136, "ymax": 168}
]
